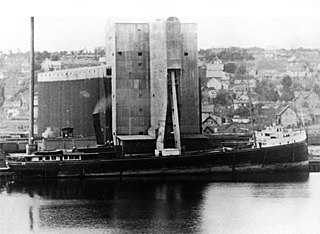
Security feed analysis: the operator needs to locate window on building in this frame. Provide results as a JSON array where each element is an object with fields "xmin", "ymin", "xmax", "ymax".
[
  {"xmin": 138, "ymin": 52, "xmax": 142, "ymax": 56},
  {"xmin": 107, "ymin": 68, "xmax": 112, "ymax": 76}
]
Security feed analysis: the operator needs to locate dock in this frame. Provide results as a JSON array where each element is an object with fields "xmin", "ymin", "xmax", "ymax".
[
  {"xmin": 0, "ymin": 168, "xmax": 14, "ymax": 180},
  {"xmin": 309, "ymin": 157, "xmax": 320, "ymax": 172}
]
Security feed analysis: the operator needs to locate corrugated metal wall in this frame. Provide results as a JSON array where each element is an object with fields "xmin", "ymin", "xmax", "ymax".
[
  {"xmin": 38, "ymin": 78, "xmax": 99, "ymax": 136},
  {"xmin": 38, "ymin": 67, "xmax": 112, "ymax": 138}
]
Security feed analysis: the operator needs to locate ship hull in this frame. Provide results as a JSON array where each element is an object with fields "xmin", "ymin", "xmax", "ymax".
[{"xmin": 8, "ymin": 140, "xmax": 309, "ymax": 178}]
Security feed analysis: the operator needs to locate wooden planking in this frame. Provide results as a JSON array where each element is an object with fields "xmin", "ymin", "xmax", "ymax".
[
  {"xmin": 180, "ymin": 23, "xmax": 200, "ymax": 134},
  {"xmin": 114, "ymin": 23, "xmax": 150, "ymax": 135}
]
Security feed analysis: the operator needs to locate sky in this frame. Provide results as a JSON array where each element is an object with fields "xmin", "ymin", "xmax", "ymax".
[{"xmin": 0, "ymin": 0, "xmax": 320, "ymax": 52}]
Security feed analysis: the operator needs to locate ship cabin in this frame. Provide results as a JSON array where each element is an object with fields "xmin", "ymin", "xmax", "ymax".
[
  {"xmin": 116, "ymin": 135, "xmax": 156, "ymax": 157},
  {"xmin": 255, "ymin": 125, "xmax": 306, "ymax": 147},
  {"xmin": 7, "ymin": 151, "xmax": 82, "ymax": 163}
]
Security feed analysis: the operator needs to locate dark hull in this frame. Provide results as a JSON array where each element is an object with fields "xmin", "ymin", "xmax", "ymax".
[{"xmin": 8, "ymin": 140, "xmax": 309, "ymax": 178}]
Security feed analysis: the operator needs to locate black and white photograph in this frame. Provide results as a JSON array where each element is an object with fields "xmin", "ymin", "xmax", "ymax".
[{"xmin": 0, "ymin": 0, "xmax": 319, "ymax": 233}]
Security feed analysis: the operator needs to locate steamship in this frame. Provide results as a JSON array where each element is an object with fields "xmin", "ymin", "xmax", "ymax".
[
  {"xmin": 6, "ymin": 17, "xmax": 309, "ymax": 178},
  {"xmin": 7, "ymin": 124, "xmax": 308, "ymax": 178}
]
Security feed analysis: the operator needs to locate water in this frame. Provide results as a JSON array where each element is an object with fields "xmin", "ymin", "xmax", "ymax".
[{"xmin": 0, "ymin": 173, "xmax": 319, "ymax": 234}]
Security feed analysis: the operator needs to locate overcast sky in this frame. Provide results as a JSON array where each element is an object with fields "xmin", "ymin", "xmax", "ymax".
[{"xmin": 0, "ymin": 0, "xmax": 320, "ymax": 52}]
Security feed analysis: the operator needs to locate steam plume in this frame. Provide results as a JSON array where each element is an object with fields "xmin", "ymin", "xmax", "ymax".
[{"xmin": 93, "ymin": 96, "xmax": 111, "ymax": 114}]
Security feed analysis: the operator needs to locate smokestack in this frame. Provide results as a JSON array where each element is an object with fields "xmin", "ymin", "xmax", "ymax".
[{"xmin": 27, "ymin": 16, "xmax": 35, "ymax": 155}]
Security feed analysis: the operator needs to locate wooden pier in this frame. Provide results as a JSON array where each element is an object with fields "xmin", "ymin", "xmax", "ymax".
[
  {"xmin": 0, "ymin": 168, "xmax": 14, "ymax": 180},
  {"xmin": 309, "ymin": 157, "xmax": 320, "ymax": 172}
]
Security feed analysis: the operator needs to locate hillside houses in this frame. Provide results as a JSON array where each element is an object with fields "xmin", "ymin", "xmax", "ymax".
[
  {"xmin": 286, "ymin": 56, "xmax": 312, "ymax": 78},
  {"xmin": 205, "ymin": 58, "xmax": 230, "ymax": 90},
  {"xmin": 231, "ymin": 79, "xmax": 256, "ymax": 98},
  {"xmin": 203, "ymin": 122, "xmax": 245, "ymax": 134}
]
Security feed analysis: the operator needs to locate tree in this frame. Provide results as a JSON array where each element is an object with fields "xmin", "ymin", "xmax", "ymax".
[
  {"xmin": 254, "ymin": 79, "xmax": 279, "ymax": 102},
  {"xmin": 235, "ymin": 64, "xmax": 246, "ymax": 77},
  {"xmin": 50, "ymin": 53, "xmax": 60, "ymax": 61},
  {"xmin": 198, "ymin": 47, "xmax": 255, "ymax": 63},
  {"xmin": 281, "ymin": 76, "xmax": 293, "ymax": 91},
  {"xmin": 212, "ymin": 90, "xmax": 233, "ymax": 107},
  {"xmin": 94, "ymin": 47, "xmax": 106, "ymax": 57},
  {"xmin": 198, "ymin": 49, "xmax": 216, "ymax": 63},
  {"xmin": 254, "ymin": 103, "xmax": 264, "ymax": 116},
  {"xmin": 280, "ymin": 91, "xmax": 295, "ymax": 102},
  {"xmin": 313, "ymin": 83, "xmax": 320, "ymax": 98},
  {"xmin": 267, "ymin": 89, "xmax": 280, "ymax": 102},
  {"xmin": 280, "ymin": 75, "xmax": 294, "ymax": 102},
  {"xmin": 233, "ymin": 106, "xmax": 250, "ymax": 117},
  {"xmin": 223, "ymin": 62, "xmax": 237, "ymax": 74},
  {"xmin": 35, "ymin": 51, "xmax": 50, "ymax": 71}
]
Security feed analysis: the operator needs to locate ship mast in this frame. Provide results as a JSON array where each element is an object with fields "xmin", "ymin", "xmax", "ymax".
[
  {"xmin": 247, "ymin": 78, "xmax": 257, "ymax": 148},
  {"xmin": 28, "ymin": 16, "xmax": 35, "ymax": 153}
]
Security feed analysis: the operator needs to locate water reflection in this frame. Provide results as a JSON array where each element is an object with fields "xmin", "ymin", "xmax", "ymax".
[
  {"xmin": 0, "ymin": 173, "xmax": 312, "ymax": 233},
  {"xmin": 6, "ymin": 178, "xmax": 208, "ymax": 233}
]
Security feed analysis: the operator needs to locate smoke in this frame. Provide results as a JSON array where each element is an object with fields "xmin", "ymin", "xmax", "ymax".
[
  {"xmin": 93, "ymin": 96, "xmax": 111, "ymax": 114},
  {"xmin": 42, "ymin": 127, "xmax": 60, "ymax": 138}
]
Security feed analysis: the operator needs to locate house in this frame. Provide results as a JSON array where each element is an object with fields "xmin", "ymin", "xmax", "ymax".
[
  {"xmin": 41, "ymin": 58, "xmax": 62, "ymax": 72},
  {"xmin": 204, "ymin": 122, "xmax": 243, "ymax": 134},
  {"xmin": 201, "ymin": 107, "xmax": 231, "ymax": 126},
  {"xmin": 206, "ymin": 58, "xmax": 224, "ymax": 77},
  {"xmin": 294, "ymin": 91, "xmax": 320, "ymax": 124},
  {"xmin": 205, "ymin": 58, "xmax": 230, "ymax": 89},
  {"xmin": 286, "ymin": 56, "xmax": 312, "ymax": 78},
  {"xmin": 201, "ymin": 105, "xmax": 214, "ymax": 120},
  {"xmin": 248, "ymin": 69, "xmax": 257, "ymax": 78},
  {"xmin": 99, "ymin": 57, "xmax": 106, "ymax": 65},
  {"xmin": 233, "ymin": 92, "xmax": 259, "ymax": 110},
  {"xmin": 248, "ymin": 79, "xmax": 257, "ymax": 89},
  {"xmin": 207, "ymin": 78, "xmax": 222, "ymax": 90},
  {"xmin": 302, "ymin": 92, "xmax": 320, "ymax": 111},
  {"xmin": 21, "ymin": 61, "xmax": 30, "ymax": 74},
  {"xmin": 257, "ymin": 69, "xmax": 279, "ymax": 80},
  {"xmin": 232, "ymin": 79, "xmax": 248, "ymax": 97},
  {"xmin": 254, "ymin": 104, "xmax": 278, "ymax": 129},
  {"xmin": 233, "ymin": 93, "xmax": 250, "ymax": 109},
  {"xmin": 313, "ymin": 103, "xmax": 320, "ymax": 123},
  {"xmin": 276, "ymin": 105, "xmax": 298, "ymax": 127},
  {"xmin": 202, "ymin": 116, "xmax": 220, "ymax": 133}
]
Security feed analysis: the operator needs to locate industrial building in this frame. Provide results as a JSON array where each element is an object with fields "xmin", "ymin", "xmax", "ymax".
[
  {"xmin": 37, "ymin": 66, "xmax": 112, "ymax": 139},
  {"xmin": 37, "ymin": 17, "xmax": 203, "ymax": 154}
]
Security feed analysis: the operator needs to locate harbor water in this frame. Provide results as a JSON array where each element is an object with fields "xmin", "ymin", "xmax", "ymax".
[{"xmin": 0, "ymin": 173, "xmax": 318, "ymax": 234}]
